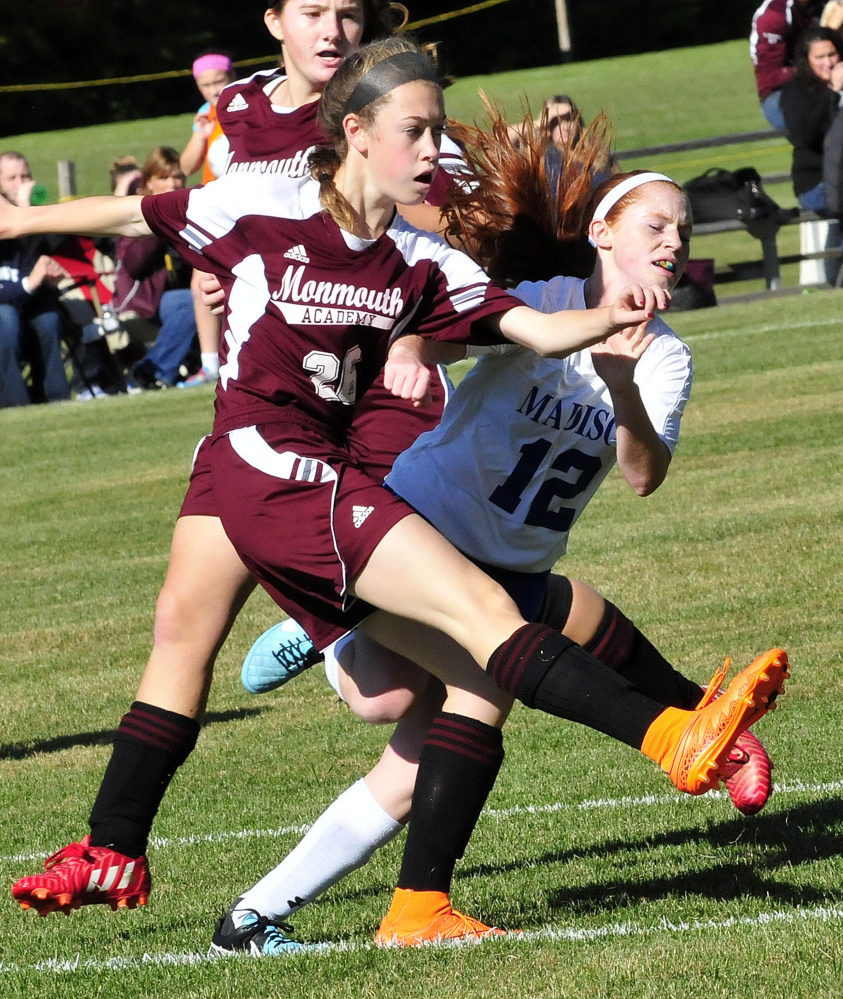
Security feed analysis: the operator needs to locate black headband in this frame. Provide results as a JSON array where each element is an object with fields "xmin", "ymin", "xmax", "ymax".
[{"xmin": 342, "ymin": 51, "xmax": 439, "ymax": 118}]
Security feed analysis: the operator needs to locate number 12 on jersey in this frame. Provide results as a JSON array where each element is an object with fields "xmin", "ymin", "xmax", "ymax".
[{"xmin": 489, "ymin": 438, "xmax": 601, "ymax": 532}]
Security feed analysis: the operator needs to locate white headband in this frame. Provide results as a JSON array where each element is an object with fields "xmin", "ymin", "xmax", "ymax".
[{"xmin": 588, "ymin": 172, "xmax": 674, "ymax": 247}]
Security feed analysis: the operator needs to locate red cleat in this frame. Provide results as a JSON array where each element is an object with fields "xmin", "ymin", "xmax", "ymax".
[
  {"xmin": 720, "ymin": 730, "xmax": 773, "ymax": 816},
  {"xmin": 12, "ymin": 836, "xmax": 150, "ymax": 916}
]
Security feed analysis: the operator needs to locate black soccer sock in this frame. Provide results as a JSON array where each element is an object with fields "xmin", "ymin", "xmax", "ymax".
[
  {"xmin": 88, "ymin": 701, "xmax": 200, "ymax": 857},
  {"xmin": 486, "ymin": 624, "xmax": 665, "ymax": 749},
  {"xmin": 582, "ymin": 602, "xmax": 703, "ymax": 711},
  {"xmin": 397, "ymin": 713, "xmax": 504, "ymax": 894}
]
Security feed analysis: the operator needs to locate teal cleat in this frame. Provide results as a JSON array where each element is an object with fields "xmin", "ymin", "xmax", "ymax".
[
  {"xmin": 241, "ymin": 619, "xmax": 322, "ymax": 694},
  {"xmin": 209, "ymin": 905, "xmax": 303, "ymax": 957}
]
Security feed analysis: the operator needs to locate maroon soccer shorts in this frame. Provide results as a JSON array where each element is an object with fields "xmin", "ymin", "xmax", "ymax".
[
  {"xmin": 210, "ymin": 423, "xmax": 415, "ymax": 650},
  {"xmin": 178, "ymin": 436, "xmax": 219, "ymax": 519}
]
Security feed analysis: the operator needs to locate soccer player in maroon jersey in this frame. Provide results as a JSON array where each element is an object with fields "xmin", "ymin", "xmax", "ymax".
[
  {"xmin": 8, "ymin": 0, "xmax": 436, "ymax": 920},
  {"xmin": 4, "ymin": 36, "xmax": 787, "ymax": 945}
]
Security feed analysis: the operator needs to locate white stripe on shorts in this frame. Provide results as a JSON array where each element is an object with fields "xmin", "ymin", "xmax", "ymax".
[{"xmin": 228, "ymin": 426, "xmax": 338, "ymax": 483}]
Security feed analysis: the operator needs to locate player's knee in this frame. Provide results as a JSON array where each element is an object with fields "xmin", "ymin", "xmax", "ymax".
[
  {"xmin": 345, "ymin": 684, "xmax": 418, "ymax": 725},
  {"xmin": 152, "ymin": 578, "xmax": 217, "ymax": 648}
]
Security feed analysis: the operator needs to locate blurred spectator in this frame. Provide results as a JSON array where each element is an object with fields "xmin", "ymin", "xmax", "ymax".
[
  {"xmin": 178, "ymin": 53, "xmax": 235, "ymax": 389},
  {"xmin": 0, "ymin": 240, "xmax": 71, "ymax": 407},
  {"xmin": 544, "ymin": 94, "xmax": 585, "ymax": 152},
  {"xmin": 113, "ymin": 147, "xmax": 198, "ymax": 390},
  {"xmin": 0, "ymin": 151, "xmax": 40, "ymax": 207},
  {"xmin": 781, "ymin": 26, "xmax": 843, "ymax": 209},
  {"xmin": 751, "ymin": 0, "xmax": 824, "ymax": 129},
  {"xmin": 110, "ymin": 155, "xmax": 142, "ymax": 197},
  {"xmin": 0, "ymin": 150, "xmax": 71, "ymax": 406},
  {"xmin": 542, "ymin": 95, "xmax": 589, "ymax": 193},
  {"xmin": 180, "ymin": 52, "xmax": 235, "ymax": 183}
]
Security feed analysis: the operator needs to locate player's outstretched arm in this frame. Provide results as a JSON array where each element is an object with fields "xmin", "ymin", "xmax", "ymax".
[
  {"xmin": 498, "ymin": 284, "xmax": 668, "ymax": 359},
  {"xmin": 0, "ymin": 195, "xmax": 151, "ymax": 241}
]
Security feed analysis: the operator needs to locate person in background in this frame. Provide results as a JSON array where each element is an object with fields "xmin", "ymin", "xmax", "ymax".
[
  {"xmin": 178, "ymin": 52, "xmax": 237, "ymax": 389},
  {"xmin": 180, "ymin": 52, "xmax": 237, "ymax": 183},
  {"xmin": 781, "ymin": 26, "xmax": 843, "ymax": 210},
  {"xmin": 751, "ymin": 0, "xmax": 824, "ymax": 129},
  {"xmin": 113, "ymin": 147, "xmax": 198, "ymax": 390},
  {"xmin": 544, "ymin": 93, "xmax": 585, "ymax": 151},
  {"xmin": 0, "ymin": 234, "xmax": 70, "ymax": 407},
  {"xmin": 0, "ymin": 151, "xmax": 42, "ymax": 208},
  {"xmin": 110, "ymin": 156, "xmax": 142, "ymax": 197},
  {"xmin": 0, "ymin": 149, "xmax": 71, "ymax": 406}
]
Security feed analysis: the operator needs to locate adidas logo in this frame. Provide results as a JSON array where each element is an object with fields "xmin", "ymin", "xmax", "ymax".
[
  {"xmin": 284, "ymin": 243, "xmax": 310, "ymax": 263},
  {"xmin": 86, "ymin": 862, "xmax": 135, "ymax": 893},
  {"xmin": 226, "ymin": 93, "xmax": 249, "ymax": 113},
  {"xmin": 352, "ymin": 505, "xmax": 374, "ymax": 529}
]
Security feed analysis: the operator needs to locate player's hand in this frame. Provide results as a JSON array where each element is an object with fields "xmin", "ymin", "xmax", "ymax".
[
  {"xmin": 590, "ymin": 324, "xmax": 655, "ymax": 389},
  {"xmin": 199, "ymin": 271, "xmax": 225, "ymax": 314},
  {"xmin": 609, "ymin": 283, "xmax": 668, "ymax": 333},
  {"xmin": 384, "ymin": 339, "xmax": 432, "ymax": 407},
  {"xmin": 16, "ymin": 179, "xmax": 36, "ymax": 207}
]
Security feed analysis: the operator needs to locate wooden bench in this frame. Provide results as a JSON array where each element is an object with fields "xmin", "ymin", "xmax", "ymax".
[{"xmin": 616, "ymin": 130, "xmax": 841, "ymax": 292}]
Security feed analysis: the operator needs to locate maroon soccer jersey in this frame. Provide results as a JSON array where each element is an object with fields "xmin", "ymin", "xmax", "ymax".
[
  {"xmin": 141, "ymin": 173, "xmax": 514, "ymax": 441},
  {"xmin": 216, "ymin": 70, "xmax": 325, "ymax": 178}
]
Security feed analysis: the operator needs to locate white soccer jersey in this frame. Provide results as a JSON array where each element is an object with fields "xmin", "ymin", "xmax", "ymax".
[{"xmin": 386, "ymin": 274, "xmax": 693, "ymax": 573}]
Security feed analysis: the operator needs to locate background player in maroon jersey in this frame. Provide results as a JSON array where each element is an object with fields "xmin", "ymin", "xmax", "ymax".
[
  {"xmin": 8, "ymin": 0, "xmax": 435, "ymax": 919},
  {"xmin": 5, "ymin": 36, "xmax": 787, "ymax": 948}
]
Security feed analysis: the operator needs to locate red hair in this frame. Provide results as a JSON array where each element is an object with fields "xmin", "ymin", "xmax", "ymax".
[{"xmin": 445, "ymin": 98, "xmax": 615, "ymax": 286}]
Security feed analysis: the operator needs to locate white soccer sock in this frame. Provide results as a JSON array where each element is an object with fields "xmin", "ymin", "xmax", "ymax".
[
  {"xmin": 200, "ymin": 351, "xmax": 219, "ymax": 376},
  {"xmin": 234, "ymin": 778, "xmax": 404, "ymax": 921}
]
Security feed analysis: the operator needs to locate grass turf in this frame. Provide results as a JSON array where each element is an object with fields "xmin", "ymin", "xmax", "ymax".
[{"xmin": 1, "ymin": 287, "xmax": 842, "ymax": 997}]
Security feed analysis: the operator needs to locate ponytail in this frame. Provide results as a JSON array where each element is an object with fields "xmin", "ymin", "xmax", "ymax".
[{"xmin": 445, "ymin": 99, "xmax": 614, "ymax": 286}]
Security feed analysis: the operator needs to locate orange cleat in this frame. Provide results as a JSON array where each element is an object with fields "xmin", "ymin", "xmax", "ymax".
[
  {"xmin": 375, "ymin": 888, "xmax": 507, "ymax": 947},
  {"xmin": 642, "ymin": 649, "xmax": 788, "ymax": 795},
  {"xmin": 12, "ymin": 836, "xmax": 150, "ymax": 916}
]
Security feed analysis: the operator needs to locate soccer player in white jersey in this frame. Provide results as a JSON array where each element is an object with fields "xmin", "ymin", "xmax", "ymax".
[
  {"xmin": 2, "ymin": 37, "xmax": 788, "ymax": 949},
  {"xmin": 214, "ymin": 116, "xmax": 782, "ymax": 952}
]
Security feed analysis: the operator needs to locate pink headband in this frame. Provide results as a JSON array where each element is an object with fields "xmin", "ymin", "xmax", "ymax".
[{"xmin": 193, "ymin": 54, "xmax": 232, "ymax": 78}]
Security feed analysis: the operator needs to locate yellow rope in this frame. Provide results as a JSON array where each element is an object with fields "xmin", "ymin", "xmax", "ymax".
[{"xmin": 0, "ymin": 0, "xmax": 514, "ymax": 94}]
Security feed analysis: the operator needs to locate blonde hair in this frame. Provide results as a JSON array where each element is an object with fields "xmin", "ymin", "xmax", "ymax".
[{"xmin": 310, "ymin": 35, "xmax": 439, "ymax": 229}]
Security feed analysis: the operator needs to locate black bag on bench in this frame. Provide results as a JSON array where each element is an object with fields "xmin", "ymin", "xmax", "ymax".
[{"xmin": 683, "ymin": 167, "xmax": 780, "ymax": 224}]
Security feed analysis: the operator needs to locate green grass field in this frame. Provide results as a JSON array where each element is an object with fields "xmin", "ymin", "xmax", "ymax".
[{"xmin": 1, "ymin": 284, "xmax": 842, "ymax": 997}]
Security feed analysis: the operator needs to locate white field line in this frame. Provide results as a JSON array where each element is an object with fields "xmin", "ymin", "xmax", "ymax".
[
  {"xmin": 681, "ymin": 314, "xmax": 842, "ymax": 344},
  {"xmin": 1, "ymin": 903, "xmax": 842, "ymax": 975},
  {"xmin": 680, "ymin": 314, "xmax": 843, "ymax": 346},
  {"xmin": 3, "ymin": 778, "xmax": 841, "ymax": 867}
]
